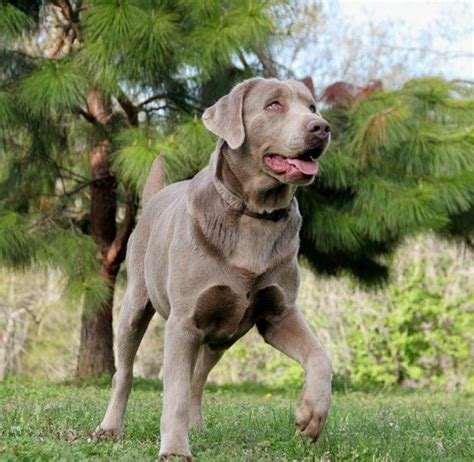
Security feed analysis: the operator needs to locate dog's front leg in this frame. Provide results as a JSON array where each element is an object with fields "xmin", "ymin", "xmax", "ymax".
[
  {"xmin": 257, "ymin": 308, "xmax": 332, "ymax": 441},
  {"xmin": 159, "ymin": 317, "xmax": 200, "ymax": 461}
]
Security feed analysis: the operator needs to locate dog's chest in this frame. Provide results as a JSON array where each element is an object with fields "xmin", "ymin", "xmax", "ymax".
[
  {"xmin": 227, "ymin": 218, "xmax": 292, "ymax": 274},
  {"xmin": 192, "ymin": 284, "xmax": 287, "ymax": 349}
]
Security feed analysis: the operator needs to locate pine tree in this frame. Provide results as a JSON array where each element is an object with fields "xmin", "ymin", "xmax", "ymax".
[
  {"xmin": 0, "ymin": 0, "xmax": 280, "ymax": 378},
  {"xmin": 300, "ymin": 78, "xmax": 474, "ymax": 284},
  {"xmin": 1, "ymin": 2, "xmax": 473, "ymax": 380}
]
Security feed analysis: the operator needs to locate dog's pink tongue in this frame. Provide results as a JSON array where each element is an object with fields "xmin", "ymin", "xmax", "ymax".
[
  {"xmin": 264, "ymin": 155, "xmax": 289, "ymax": 173},
  {"xmin": 265, "ymin": 155, "xmax": 319, "ymax": 176},
  {"xmin": 287, "ymin": 158, "xmax": 319, "ymax": 175}
]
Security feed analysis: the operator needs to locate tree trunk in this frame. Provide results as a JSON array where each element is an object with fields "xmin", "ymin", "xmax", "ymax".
[
  {"xmin": 76, "ymin": 91, "xmax": 117, "ymax": 378},
  {"xmin": 76, "ymin": 267, "xmax": 117, "ymax": 378},
  {"xmin": 75, "ymin": 90, "xmax": 138, "ymax": 379}
]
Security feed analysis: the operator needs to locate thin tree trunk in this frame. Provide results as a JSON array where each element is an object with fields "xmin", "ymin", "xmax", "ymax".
[
  {"xmin": 76, "ymin": 267, "xmax": 117, "ymax": 378},
  {"xmin": 76, "ymin": 92, "xmax": 117, "ymax": 378},
  {"xmin": 75, "ymin": 91, "xmax": 138, "ymax": 378}
]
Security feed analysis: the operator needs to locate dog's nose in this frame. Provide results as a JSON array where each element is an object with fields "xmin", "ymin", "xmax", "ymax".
[{"xmin": 307, "ymin": 119, "xmax": 331, "ymax": 138}]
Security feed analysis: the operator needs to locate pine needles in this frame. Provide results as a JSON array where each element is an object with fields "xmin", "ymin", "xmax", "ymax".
[
  {"xmin": 18, "ymin": 59, "xmax": 89, "ymax": 116},
  {"xmin": 300, "ymin": 78, "xmax": 474, "ymax": 283}
]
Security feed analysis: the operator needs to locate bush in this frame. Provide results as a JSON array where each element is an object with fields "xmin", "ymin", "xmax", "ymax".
[{"xmin": 346, "ymin": 250, "xmax": 473, "ymax": 389}]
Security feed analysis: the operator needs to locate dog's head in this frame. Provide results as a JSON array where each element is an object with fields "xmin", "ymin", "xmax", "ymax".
[{"xmin": 203, "ymin": 78, "xmax": 330, "ymax": 186}]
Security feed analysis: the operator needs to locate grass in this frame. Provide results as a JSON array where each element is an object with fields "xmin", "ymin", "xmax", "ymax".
[{"xmin": 0, "ymin": 378, "xmax": 472, "ymax": 461}]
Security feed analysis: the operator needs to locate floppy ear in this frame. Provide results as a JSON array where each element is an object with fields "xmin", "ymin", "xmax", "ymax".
[{"xmin": 202, "ymin": 79, "xmax": 258, "ymax": 150}]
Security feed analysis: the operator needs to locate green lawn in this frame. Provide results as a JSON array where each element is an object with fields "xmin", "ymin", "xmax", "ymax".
[{"xmin": 0, "ymin": 378, "xmax": 472, "ymax": 461}]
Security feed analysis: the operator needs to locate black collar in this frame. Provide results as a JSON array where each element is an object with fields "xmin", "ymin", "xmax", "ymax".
[{"xmin": 212, "ymin": 175, "xmax": 293, "ymax": 222}]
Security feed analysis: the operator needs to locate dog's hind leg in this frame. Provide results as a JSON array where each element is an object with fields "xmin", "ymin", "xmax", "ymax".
[
  {"xmin": 95, "ymin": 283, "xmax": 155, "ymax": 438},
  {"xmin": 190, "ymin": 345, "xmax": 224, "ymax": 427}
]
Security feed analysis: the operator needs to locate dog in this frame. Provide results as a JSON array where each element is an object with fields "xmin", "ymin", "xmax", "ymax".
[{"xmin": 95, "ymin": 77, "xmax": 332, "ymax": 460}]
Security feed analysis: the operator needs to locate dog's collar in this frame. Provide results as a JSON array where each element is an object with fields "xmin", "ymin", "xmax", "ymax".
[{"xmin": 212, "ymin": 176, "xmax": 292, "ymax": 222}]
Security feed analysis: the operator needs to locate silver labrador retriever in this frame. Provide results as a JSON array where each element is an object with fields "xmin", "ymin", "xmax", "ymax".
[{"xmin": 95, "ymin": 77, "xmax": 332, "ymax": 460}]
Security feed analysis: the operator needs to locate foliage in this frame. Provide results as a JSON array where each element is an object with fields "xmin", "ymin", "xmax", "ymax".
[
  {"xmin": 113, "ymin": 117, "xmax": 215, "ymax": 191},
  {"xmin": 299, "ymin": 78, "xmax": 474, "ymax": 283},
  {"xmin": 1, "ymin": 379, "xmax": 473, "ymax": 461},
  {"xmin": 346, "ymin": 265, "xmax": 473, "ymax": 388},
  {"xmin": 0, "ymin": 0, "xmax": 279, "ymax": 309},
  {"xmin": 0, "ymin": 210, "xmax": 37, "ymax": 267},
  {"xmin": 0, "ymin": 1, "xmax": 33, "ymax": 38},
  {"xmin": 0, "ymin": 210, "xmax": 109, "ymax": 306},
  {"xmin": 18, "ymin": 59, "xmax": 90, "ymax": 116}
]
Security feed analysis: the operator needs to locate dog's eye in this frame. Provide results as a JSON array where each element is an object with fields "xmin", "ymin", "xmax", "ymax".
[
  {"xmin": 266, "ymin": 100, "xmax": 283, "ymax": 111},
  {"xmin": 309, "ymin": 104, "xmax": 316, "ymax": 113}
]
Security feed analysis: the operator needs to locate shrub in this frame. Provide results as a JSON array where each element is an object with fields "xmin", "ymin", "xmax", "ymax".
[{"xmin": 346, "ymin": 254, "xmax": 473, "ymax": 389}]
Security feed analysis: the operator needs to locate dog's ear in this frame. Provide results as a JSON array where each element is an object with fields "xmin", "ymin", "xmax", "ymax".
[{"xmin": 202, "ymin": 79, "xmax": 259, "ymax": 150}]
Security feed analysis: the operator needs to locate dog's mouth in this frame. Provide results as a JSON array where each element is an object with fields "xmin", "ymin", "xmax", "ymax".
[{"xmin": 263, "ymin": 148, "xmax": 322, "ymax": 177}]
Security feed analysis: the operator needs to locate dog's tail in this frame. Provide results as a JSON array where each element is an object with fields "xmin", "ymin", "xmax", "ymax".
[{"xmin": 142, "ymin": 156, "xmax": 166, "ymax": 206}]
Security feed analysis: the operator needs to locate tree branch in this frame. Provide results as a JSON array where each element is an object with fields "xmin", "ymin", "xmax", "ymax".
[
  {"xmin": 106, "ymin": 193, "xmax": 138, "ymax": 269},
  {"xmin": 28, "ymin": 172, "xmax": 116, "ymax": 233},
  {"xmin": 137, "ymin": 93, "xmax": 168, "ymax": 108},
  {"xmin": 48, "ymin": 34, "xmax": 67, "ymax": 59},
  {"xmin": 77, "ymin": 107, "xmax": 97, "ymax": 124},
  {"xmin": 236, "ymin": 49, "xmax": 251, "ymax": 72},
  {"xmin": 63, "ymin": 180, "xmax": 94, "ymax": 197},
  {"xmin": 51, "ymin": 0, "xmax": 82, "ymax": 43},
  {"xmin": 143, "ymin": 104, "xmax": 169, "ymax": 113},
  {"xmin": 451, "ymin": 79, "xmax": 474, "ymax": 85},
  {"xmin": 380, "ymin": 44, "xmax": 474, "ymax": 59},
  {"xmin": 28, "ymin": 203, "xmax": 67, "ymax": 232},
  {"xmin": 44, "ymin": 153, "xmax": 89, "ymax": 182},
  {"xmin": 254, "ymin": 48, "xmax": 279, "ymax": 78},
  {"xmin": 116, "ymin": 92, "xmax": 139, "ymax": 127}
]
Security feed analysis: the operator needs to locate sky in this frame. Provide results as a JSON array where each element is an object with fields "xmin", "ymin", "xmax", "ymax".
[{"xmin": 338, "ymin": 0, "xmax": 473, "ymax": 80}]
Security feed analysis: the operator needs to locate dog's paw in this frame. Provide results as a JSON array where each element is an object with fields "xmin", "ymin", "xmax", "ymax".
[
  {"xmin": 159, "ymin": 453, "xmax": 193, "ymax": 462},
  {"xmin": 89, "ymin": 426, "xmax": 123, "ymax": 442},
  {"xmin": 295, "ymin": 395, "xmax": 330, "ymax": 442}
]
